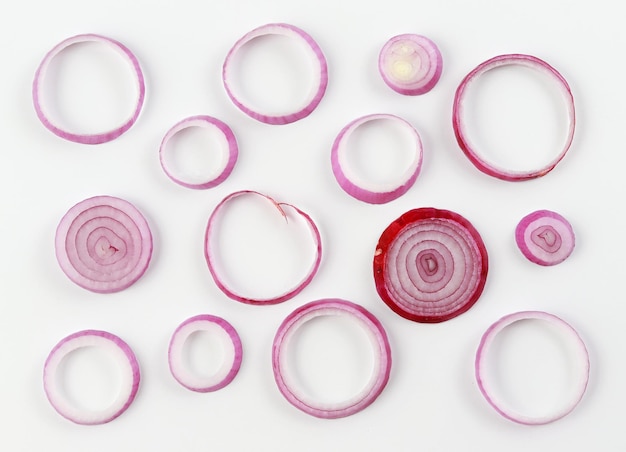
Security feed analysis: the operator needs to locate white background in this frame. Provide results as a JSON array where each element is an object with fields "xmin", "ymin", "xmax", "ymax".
[{"xmin": 0, "ymin": 0, "xmax": 622, "ymax": 450}]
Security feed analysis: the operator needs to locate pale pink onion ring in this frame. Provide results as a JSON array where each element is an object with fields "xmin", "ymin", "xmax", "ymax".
[
  {"xmin": 222, "ymin": 23, "xmax": 328, "ymax": 125},
  {"xmin": 33, "ymin": 33, "xmax": 145, "ymax": 144},
  {"xmin": 168, "ymin": 315, "xmax": 243, "ymax": 392},
  {"xmin": 331, "ymin": 114, "xmax": 423, "ymax": 204},
  {"xmin": 43, "ymin": 330, "xmax": 140, "ymax": 425},
  {"xmin": 515, "ymin": 209, "xmax": 575, "ymax": 266},
  {"xmin": 475, "ymin": 311, "xmax": 590, "ymax": 425},
  {"xmin": 55, "ymin": 195, "xmax": 153, "ymax": 293},
  {"xmin": 272, "ymin": 299, "xmax": 391, "ymax": 419},
  {"xmin": 159, "ymin": 115, "xmax": 238, "ymax": 189},
  {"xmin": 453, "ymin": 54, "xmax": 575, "ymax": 181}
]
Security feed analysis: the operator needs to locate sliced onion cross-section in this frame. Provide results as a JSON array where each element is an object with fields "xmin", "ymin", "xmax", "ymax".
[{"xmin": 515, "ymin": 209, "xmax": 575, "ymax": 266}]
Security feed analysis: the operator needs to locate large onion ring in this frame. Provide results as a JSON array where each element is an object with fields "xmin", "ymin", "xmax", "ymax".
[
  {"xmin": 515, "ymin": 209, "xmax": 575, "ymax": 266},
  {"xmin": 373, "ymin": 208, "xmax": 488, "ymax": 322},
  {"xmin": 272, "ymin": 299, "xmax": 391, "ymax": 419}
]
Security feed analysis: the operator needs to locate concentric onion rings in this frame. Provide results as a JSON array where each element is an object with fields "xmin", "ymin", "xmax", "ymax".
[{"xmin": 515, "ymin": 209, "xmax": 575, "ymax": 266}]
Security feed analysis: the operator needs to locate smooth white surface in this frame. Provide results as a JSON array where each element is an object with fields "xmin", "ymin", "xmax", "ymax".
[{"xmin": 0, "ymin": 0, "xmax": 622, "ymax": 450}]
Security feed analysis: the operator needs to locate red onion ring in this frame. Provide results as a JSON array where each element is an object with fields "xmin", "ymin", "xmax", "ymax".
[
  {"xmin": 204, "ymin": 190, "xmax": 322, "ymax": 305},
  {"xmin": 452, "ymin": 54, "xmax": 575, "ymax": 181},
  {"xmin": 475, "ymin": 311, "xmax": 590, "ymax": 425},
  {"xmin": 55, "ymin": 195, "xmax": 153, "ymax": 293},
  {"xmin": 43, "ymin": 330, "xmax": 140, "ymax": 425},
  {"xmin": 331, "ymin": 114, "xmax": 423, "ymax": 204},
  {"xmin": 159, "ymin": 115, "xmax": 238, "ymax": 189},
  {"xmin": 272, "ymin": 299, "xmax": 391, "ymax": 419},
  {"xmin": 168, "ymin": 315, "xmax": 243, "ymax": 392},
  {"xmin": 373, "ymin": 208, "xmax": 488, "ymax": 322},
  {"xmin": 222, "ymin": 23, "xmax": 328, "ymax": 125},
  {"xmin": 32, "ymin": 34, "xmax": 145, "ymax": 144},
  {"xmin": 378, "ymin": 34, "xmax": 442, "ymax": 95},
  {"xmin": 515, "ymin": 209, "xmax": 575, "ymax": 266}
]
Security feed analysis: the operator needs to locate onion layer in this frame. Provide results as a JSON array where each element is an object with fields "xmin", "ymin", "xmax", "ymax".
[
  {"xmin": 373, "ymin": 208, "xmax": 488, "ymax": 322},
  {"xmin": 515, "ymin": 209, "xmax": 575, "ymax": 266}
]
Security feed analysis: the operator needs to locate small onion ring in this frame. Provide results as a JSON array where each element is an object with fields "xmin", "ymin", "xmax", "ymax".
[
  {"xmin": 373, "ymin": 208, "xmax": 488, "ymax": 323},
  {"xmin": 32, "ymin": 33, "xmax": 145, "ymax": 144},
  {"xmin": 515, "ymin": 209, "xmax": 575, "ymax": 266},
  {"xmin": 43, "ymin": 330, "xmax": 140, "ymax": 425},
  {"xmin": 55, "ymin": 195, "xmax": 153, "ymax": 293},
  {"xmin": 204, "ymin": 190, "xmax": 322, "ymax": 305},
  {"xmin": 222, "ymin": 23, "xmax": 328, "ymax": 125},
  {"xmin": 452, "ymin": 54, "xmax": 575, "ymax": 181},
  {"xmin": 272, "ymin": 299, "xmax": 391, "ymax": 419},
  {"xmin": 159, "ymin": 115, "xmax": 238, "ymax": 189},
  {"xmin": 168, "ymin": 315, "xmax": 243, "ymax": 392},
  {"xmin": 475, "ymin": 311, "xmax": 590, "ymax": 425},
  {"xmin": 331, "ymin": 114, "xmax": 423, "ymax": 204}
]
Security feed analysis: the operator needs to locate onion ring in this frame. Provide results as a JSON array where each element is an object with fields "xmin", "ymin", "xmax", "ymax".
[
  {"xmin": 222, "ymin": 23, "xmax": 328, "ymax": 125},
  {"xmin": 43, "ymin": 330, "xmax": 140, "ymax": 425},
  {"xmin": 33, "ymin": 33, "xmax": 145, "ymax": 144},
  {"xmin": 452, "ymin": 54, "xmax": 575, "ymax": 181},
  {"xmin": 515, "ymin": 209, "xmax": 575, "ymax": 266},
  {"xmin": 272, "ymin": 299, "xmax": 391, "ymax": 419}
]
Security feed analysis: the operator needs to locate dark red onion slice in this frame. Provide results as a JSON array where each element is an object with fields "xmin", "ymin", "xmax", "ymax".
[
  {"xmin": 55, "ymin": 195, "xmax": 153, "ymax": 293},
  {"xmin": 272, "ymin": 299, "xmax": 391, "ymax": 419},
  {"xmin": 452, "ymin": 54, "xmax": 575, "ymax": 181},
  {"xmin": 204, "ymin": 190, "xmax": 322, "ymax": 305},
  {"xmin": 168, "ymin": 315, "xmax": 243, "ymax": 392},
  {"xmin": 43, "ymin": 330, "xmax": 140, "ymax": 425},
  {"xmin": 331, "ymin": 114, "xmax": 423, "ymax": 204},
  {"xmin": 378, "ymin": 34, "xmax": 442, "ymax": 95},
  {"xmin": 373, "ymin": 208, "xmax": 488, "ymax": 323},
  {"xmin": 515, "ymin": 209, "xmax": 575, "ymax": 266},
  {"xmin": 475, "ymin": 311, "xmax": 589, "ymax": 425},
  {"xmin": 159, "ymin": 115, "xmax": 238, "ymax": 189},
  {"xmin": 222, "ymin": 23, "xmax": 328, "ymax": 125},
  {"xmin": 32, "ymin": 34, "xmax": 145, "ymax": 144}
]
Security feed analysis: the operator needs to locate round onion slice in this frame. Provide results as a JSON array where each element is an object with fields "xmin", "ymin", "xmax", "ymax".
[
  {"xmin": 159, "ymin": 115, "xmax": 238, "ymax": 189},
  {"xmin": 475, "ymin": 311, "xmax": 590, "ymax": 425},
  {"xmin": 43, "ymin": 330, "xmax": 140, "ymax": 425},
  {"xmin": 168, "ymin": 315, "xmax": 243, "ymax": 392},
  {"xmin": 515, "ymin": 209, "xmax": 575, "ymax": 266},
  {"xmin": 331, "ymin": 114, "xmax": 423, "ymax": 204},
  {"xmin": 32, "ymin": 33, "xmax": 145, "ymax": 144},
  {"xmin": 55, "ymin": 195, "xmax": 153, "ymax": 293},
  {"xmin": 222, "ymin": 23, "xmax": 328, "ymax": 125},
  {"xmin": 452, "ymin": 54, "xmax": 575, "ymax": 181},
  {"xmin": 373, "ymin": 208, "xmax": 488, "ymax": 323},
  {"xmin": 272, "ymin": 299, "xmax": 391, "ymax": 419},
  {"xmin": 378, "ymin": 34, "xmax": 442, "ymax": 95},
  {"xmin": 204, "ymin": 190, "xmax": 322, "ymax": 305}
]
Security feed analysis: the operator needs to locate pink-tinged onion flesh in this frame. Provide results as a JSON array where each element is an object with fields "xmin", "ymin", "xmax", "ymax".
[
  {"xmin": 374, "ymin": 208, "xmax": 488, "ymax": 323},
  {"xmin": 378, "ymin": 34, "xmax": 442, "ymax": 95},
  {"xmin": 515, "ymin": 209, "xmax": 575, "ymax": 266},
  {"xmin": 168, "ymin": 315, "xmax": 243, "ymax": 392},
  {"xmin": 331, "ymin": 114, "xmax": 423, "ymax": 204},
  {"xmin": 55, "ymin": 195, "xmax": 153, "ymax": 293},
  {"xmin": 222, "ymin": 23, "xmax": 328, "ymax": 125},
  {"xmin": 32, "ymin": 33, "xmax": 145, "ymax": 144},
  {"xmin": 475, "ymin": 311, "xmax": 589, "ymax": 425},
  {"xmin": 43, "ymin": 330, "xmax": 140, "ymax": 425},
  {"xmin": 452, "ymin": 54, "xmax": 575, "ymax": 181},
  {"xmin": 272, "ymin": 299, "xmax": 391, "ymax": 419}
]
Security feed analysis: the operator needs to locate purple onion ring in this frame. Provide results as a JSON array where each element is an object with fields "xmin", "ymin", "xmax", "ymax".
[{"xmin": 515, "ymin": 209, "xmax": 575, "ymax": 266}]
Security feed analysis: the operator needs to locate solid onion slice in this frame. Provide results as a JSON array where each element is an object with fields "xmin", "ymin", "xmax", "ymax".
[
  {"xmin": 55, "ymin": 195, "xmax": 153, "ymax": 293},
  {"xmin": 378, "ymin": 34, "xmax": 442, "ymax": 95},
  {"xmin": 222, "ymin": 23, "xmax": 328, "ymax": 125},
  {"xmin": 452, "ymin": 54, "xmax": 575, "ymax": 181},
  {"xmin": 475, "ymin": 311, "xmax": 590, "ymax": 425},
  {"xmin": 373, "ymin": 208, "xmax": 488, "ymax": 322},
  {"xmin": 32, "ymin": 33, "xmax": 145, "ymax": 144},
  {"xmin": 272, "ymin": 299, "xmax": 391, "ymax": 419},
  {"xmin": 43, "ymin": 330, "xmax": 140, "ymax": 425},
  {"xmin": 204, "ymin": 190, "xmax": 322, "ymax": 305},
  {"xmin": 515, "ymin": 209, "xmax": 575, "ymax": 266},
  {"xmin": 159, "ymin": 115, "xmax": 238, "ymax": 189},
  {"xmin": 168, "ymin": 315, "xmax": 243, "ymax": 392},
  {"xmin": 331, "ymin": 114, "xmax": 423, "ymax": 204}
]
